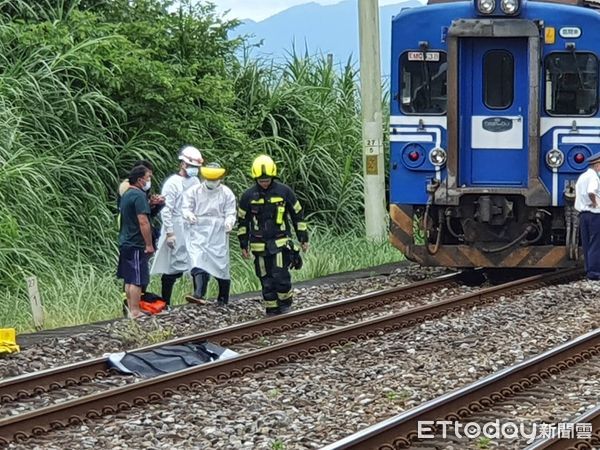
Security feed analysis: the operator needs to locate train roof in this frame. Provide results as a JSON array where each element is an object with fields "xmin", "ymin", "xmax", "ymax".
[{"xmin": 427, "ymin": 0, "xmax": 600, "ymax": 8}]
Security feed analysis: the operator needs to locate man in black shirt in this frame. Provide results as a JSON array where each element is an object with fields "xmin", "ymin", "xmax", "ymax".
[
  {"xmin": 237, "ymin": 155, "xmax": 309, "ymax": 316},
  {"xmin": 117, "ymin": 165, "xmax": 155, "ymax": 319}
]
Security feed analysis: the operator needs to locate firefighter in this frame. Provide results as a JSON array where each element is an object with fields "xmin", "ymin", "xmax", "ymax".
[{"xmin": 237, "ymin": 155, "xmax": 309, "ymax": 316}]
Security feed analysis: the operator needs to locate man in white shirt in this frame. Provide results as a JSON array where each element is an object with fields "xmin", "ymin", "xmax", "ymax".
[{"xmin": 574, "ymin": 152, "xmax": 600, "ymax": 279}]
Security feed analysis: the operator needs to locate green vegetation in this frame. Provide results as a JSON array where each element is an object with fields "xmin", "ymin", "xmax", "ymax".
[
  {"xmin": 112, "ymin": 317, "xmax": 174, "ymax": 347},
  {"xmin": 0, "ymin": 0, "xmax": 402, "ymax": 332},
  {"xmin": 271, "ymin": 439, "xmax": 286, "ymax": 450},
  {"xmin": 267, "ymin": 388, "xmax": 281, "ymax": 398},
  {"xmin": 384, "ymin": 389, "xmax": 412, "ymax": 403},
  {"xmin": 3, "ymin": 232, "xmax": 401, "ymax": 332},
  {"xmin": 477, "ymin": 436, "xmax": 492, "ymax": 449}
]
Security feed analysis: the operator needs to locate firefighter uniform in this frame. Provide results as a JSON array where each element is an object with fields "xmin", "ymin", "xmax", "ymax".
[{"xmin": 237, "ymin": 156, "xmax": 308, "ymax": 315}]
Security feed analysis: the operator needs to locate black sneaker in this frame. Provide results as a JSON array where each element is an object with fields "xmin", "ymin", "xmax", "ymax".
[
  {"xmin": 279, "ymin": 305, "xmax": 292, "ymax": 314},
  {"xmin": 217, "ymin": 299, "xmax": 229, "ymax": 307}
]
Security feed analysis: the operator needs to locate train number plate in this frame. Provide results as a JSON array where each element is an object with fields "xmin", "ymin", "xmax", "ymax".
[{"xmin": 408, "ymin": 51, "xmax": 440, "ymax": 61}]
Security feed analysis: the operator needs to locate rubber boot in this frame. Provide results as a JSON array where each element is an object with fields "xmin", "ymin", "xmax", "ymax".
[
  {"xmin": 186, "ymin": 271, "xmax": 208, "ymax": 305},
  {"xmin": 216, "ymin": 278, "xmax": 231, "ymax": 306},
  {"xmin": 161, "ymin": 273, "xmax": 182, "ymax": 306},
  {"xmin": 196, "ymin": 272, "xmax": 209, "ymax": 298}
]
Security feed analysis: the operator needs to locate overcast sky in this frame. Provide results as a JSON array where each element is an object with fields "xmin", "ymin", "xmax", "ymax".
[{"xmin": 214, "ymin": 0, "xmax": 402, "ymax": 22}]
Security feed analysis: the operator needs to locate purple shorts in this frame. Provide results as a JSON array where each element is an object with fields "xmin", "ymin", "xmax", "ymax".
[{"xmin": 117, "ymin": 246, "xmax": 149, "ymax": 287}]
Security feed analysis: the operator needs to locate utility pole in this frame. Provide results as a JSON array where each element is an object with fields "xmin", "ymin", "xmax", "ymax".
[{"xmin": 358, "ymin": 0, "xmax": 387, "ymax": 240}]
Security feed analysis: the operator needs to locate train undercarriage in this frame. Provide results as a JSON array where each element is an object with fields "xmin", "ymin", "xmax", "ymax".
[{"xmin": 389, "ymin": 192, "xmax": 582, "ymax": 268}]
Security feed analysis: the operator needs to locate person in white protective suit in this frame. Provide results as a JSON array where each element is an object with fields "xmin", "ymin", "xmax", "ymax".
[
  {"xmin": 150, "ymin": 145, "xmax": 203, "ymax": 307},
  {"xmin": 182, "ymin": 162, "xmax": 237, "ymax": 306}
]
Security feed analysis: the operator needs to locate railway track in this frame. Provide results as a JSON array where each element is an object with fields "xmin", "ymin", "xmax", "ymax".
[
  {"xmin": 1, "ymin": 272, "xmax": 463, "ymax": 407},
  {"xmin": 322, "ymin": 325, "xmax": 599, "ymax": 450},
  {"xmin": 0, "ymin": 268, "xmax": 580, "ymax": 446}
]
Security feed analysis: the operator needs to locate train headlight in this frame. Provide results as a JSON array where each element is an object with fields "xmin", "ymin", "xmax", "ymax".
[
  {"xmin": 477, "ymin": 0, "xmax": 495, "ymax": 14},
  {"xmin": 546, "ymin": 149, "xmax": 564, "ymax": 168},
  {"xmin": 500, "ymin": 0, "xmax": 519, "ymax": 14},
  {"xmin": 429, "ymin": 148, "xmax": 447, "ymax": 166}
]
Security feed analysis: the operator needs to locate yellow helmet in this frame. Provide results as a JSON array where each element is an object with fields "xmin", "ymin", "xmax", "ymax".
[
  {"xmin": 201, "ymin": 162, "xmax": 226, "ymax": 180},
  {"xmin": 251, "ymin": 155, "xmax": 277, "ymax": 179}
]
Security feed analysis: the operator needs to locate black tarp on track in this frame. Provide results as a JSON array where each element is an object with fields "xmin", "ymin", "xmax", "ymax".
[{"xmin": 107, "ymin": 342, "xmax": 237, "ymax": 378}]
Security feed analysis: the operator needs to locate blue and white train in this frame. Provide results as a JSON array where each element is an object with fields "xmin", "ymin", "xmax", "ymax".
[{"xmin": 388, "ymin": 0, "xmax": 600, "ymax": 268}]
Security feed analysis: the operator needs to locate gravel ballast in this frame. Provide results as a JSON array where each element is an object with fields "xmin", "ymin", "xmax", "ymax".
[
  {"xmin": 9, "ymin": 278, "xmax": 600, "ymax": 450},
  {"xmin": 2, "ymin": 264, "xmax": 446, "ymax": 379}
]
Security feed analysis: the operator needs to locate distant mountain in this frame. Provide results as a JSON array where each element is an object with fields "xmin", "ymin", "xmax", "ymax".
[{"xmin": 230, "ymin": 0, "xmax": 424, "ymax": 75}]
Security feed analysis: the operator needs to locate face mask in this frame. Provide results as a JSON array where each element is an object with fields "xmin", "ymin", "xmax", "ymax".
[
  {"xmin": 205, "ymin": 180, "xmax": 221, "ymax": 190},
  {"xmin": 186, "ymin": 167, "xmax": 199, "ymax": 177},
  {"xmin": 142, "ymin": 180, "xmax": 151, "ymax": 191}
]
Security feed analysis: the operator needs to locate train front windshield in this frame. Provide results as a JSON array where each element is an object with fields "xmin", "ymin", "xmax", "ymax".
[
  {"xmin": 400, "ymin": 52, "xmax": 448, "ymax": 115},
  {"xmin": 545, "ymin": 52, "xmax": 598, "ymax": 116}
]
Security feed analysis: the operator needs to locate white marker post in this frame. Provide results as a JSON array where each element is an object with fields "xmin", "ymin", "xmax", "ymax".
[
  {"xmin": 358, "ymin": 0, "xmax": 387, "ymax": 240},
  {"xmin": 26, "ymin": 276, "xmax": 44, "ymax": 330}
]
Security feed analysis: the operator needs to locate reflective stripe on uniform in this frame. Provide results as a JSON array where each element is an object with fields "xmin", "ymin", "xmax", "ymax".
[
  {"xmin": 258, "ymin": 256, "xmax": 267, "ymax": 277},
  {"xmin": 264, "ymin": 300, "xmax": 278, "ymax": 308},
  {"xmin": 251, "ymin": 242, "xmax": 266, "ymax": 252},
  {"xmin": 276, "ymin": 206, "xmax": 285, "ymax": 224},
  {"xmin": 297, "ymin": 222, "xmax": 307, "ymax": 231},
  {"xmin": 269, "ymin": 196, "xmax": 284, "ymax": 203},
  {"xmin": 275, "ymin": 238, "xmax": 288, "ymax": 247},
  {"xmin": 237, "ymin": 226, "xmax": 247, "ymax": 236},
  {"xmin": 293, "ymin": 201, "xmax": 302, "ymax": 213},
  {"xmin": 237, "ymin": 207, "xmax": 247, "ymax": 219},
  {"xmin": 250, "ymin": 198, "xmax": 265, "ymax": 204},
  {"xmin": 276, "ymin": 252, "xmax": 283, "ymax": 268},
  {"xmin": 277, "ymin": 291, "xmax": 293, "ymax": 300}
]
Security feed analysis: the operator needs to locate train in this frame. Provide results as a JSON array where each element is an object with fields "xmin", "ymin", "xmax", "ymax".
[{"xmin": 388, "ymin": 0, "xmax": 600, "ymax": 268}]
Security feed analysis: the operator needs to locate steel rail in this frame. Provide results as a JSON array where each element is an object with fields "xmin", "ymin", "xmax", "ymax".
[
  {"xmin": 322, "ymin": 326, "xmax": 599, "ymax": 450},
  {"xmin": 0, "ymin": 272, "xmax": 461, "ymax": 404},
  {"xmin": 0, "ymin": 268, "xmax": 579, "ymax": 445},
  {"xmin": 524, "ymin": 405, "xmax": 600, "ymax": 450}
]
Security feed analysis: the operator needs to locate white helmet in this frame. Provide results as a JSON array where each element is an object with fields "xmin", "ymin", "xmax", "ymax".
[{"xmin": 178, "ymin": 145, "xmax": 203, "ymax": 166}]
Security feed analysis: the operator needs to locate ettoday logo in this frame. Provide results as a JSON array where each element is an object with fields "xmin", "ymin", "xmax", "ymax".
[{"xmin": 418, "ymin": 420, "xmax": 593, "ymax": 444}]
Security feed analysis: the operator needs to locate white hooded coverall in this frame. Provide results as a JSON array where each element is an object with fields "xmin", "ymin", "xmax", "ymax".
[
  {"xmin": 151, "ymin": 174, "xmax": 199, "ymax": 275},
  {"xmin": 182, "ymin": 182, "xmax": 237, "ymax": 280}
]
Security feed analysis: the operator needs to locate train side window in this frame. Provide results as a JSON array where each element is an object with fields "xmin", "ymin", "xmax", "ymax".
[
  {"xmin": 545, "ymin": 53, "xmax": 598, "ymax": 116},
  {"xmin": 400, "ymin": 52, "xmax": 447, "ymax": 115},
  {"xmin": 483, "ymin": 50, "xmax": 514, "ymax": 109}
]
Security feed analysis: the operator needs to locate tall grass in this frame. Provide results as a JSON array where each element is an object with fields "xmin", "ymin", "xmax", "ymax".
[
  {"xmin": 225, "ymin": 51, "xmax": 364, "ymax": 233},
  {"xmin": 0, "ymin": 3, "xmax": 394, "ymax": 333},
  {"xmin": 0, "ymin": 17, "xmax": 167, "ymax": 299},
  {"xmin": 2, "ymin": 231, "xmax": 403, "ymax": 332}
]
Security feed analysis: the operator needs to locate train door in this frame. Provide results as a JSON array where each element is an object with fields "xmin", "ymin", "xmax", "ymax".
[{"xmin": 459, "ymin": 38, "xmax": 529, "ymax": 186}]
